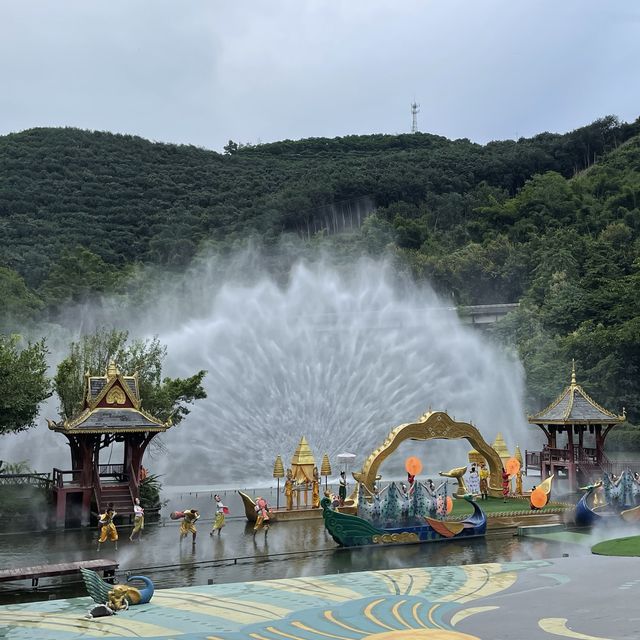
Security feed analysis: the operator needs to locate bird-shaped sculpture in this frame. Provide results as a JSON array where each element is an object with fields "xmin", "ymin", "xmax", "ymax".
[
  {"xmin": 81, "ymin": 568, "xmax": 154, "ymax": 614},
  {"xmin": 439, "ymin": 466, "xmax": 469, "ymax": 497}
]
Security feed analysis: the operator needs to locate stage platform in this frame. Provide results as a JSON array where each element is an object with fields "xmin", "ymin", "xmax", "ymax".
[{"xmin": 0, "ymin": 555, "xmax": 634, "ymax": 639}]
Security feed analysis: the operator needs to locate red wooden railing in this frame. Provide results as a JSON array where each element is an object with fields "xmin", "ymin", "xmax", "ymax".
[
  {"xmin": 98, "ymin": 464, "xmax": 125, "ymax": 480},
  {"xmin": 52, "ymin": 468, "xmax": 82, "ymax": 488}
]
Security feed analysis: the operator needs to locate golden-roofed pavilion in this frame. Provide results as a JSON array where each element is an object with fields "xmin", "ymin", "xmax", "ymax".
[{"xmin": 47, "ymin": 361, "xmax": 171, "ymax": 527}]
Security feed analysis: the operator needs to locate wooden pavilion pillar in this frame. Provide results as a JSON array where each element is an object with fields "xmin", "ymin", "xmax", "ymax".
[
  {"xmin": 566, "ymin": 424, "xmax": 576, "ymax": 492},
  {"xmin": 595, "ymin": 425, "xmax": 603, "ymax": 464},
  {"xmin": 540, "ymin": 424, "xmax": 556, "ymax": 482},
  {"xmin": 548, "ymin": 425, "xmax": 557, "ymax": 449},
  {"xmin": 578, "ymin": 428, "xmax": 584, "ymax": 450},
  {"xmin": 123, "ymin": 433, "xmax": 155, "ymax": 500}
]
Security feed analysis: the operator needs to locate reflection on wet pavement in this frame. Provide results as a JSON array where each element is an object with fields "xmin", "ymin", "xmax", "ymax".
[{"xmin": 0, "ymin": 486, "xmax": 589, "ymax": 604}]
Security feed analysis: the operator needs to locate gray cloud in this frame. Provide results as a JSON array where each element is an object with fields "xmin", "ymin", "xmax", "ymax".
[{"xmin": 0, "ymin": 0, "xmax": 638, "ymax": 151}]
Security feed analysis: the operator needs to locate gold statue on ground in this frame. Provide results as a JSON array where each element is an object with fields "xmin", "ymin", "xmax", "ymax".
[
  {"xmin": 312, "ymin": 466, "xmax": 320, "ymax": 508},
  {"xmin": 284, "ymin": 468, "xmax": 294, "ymax": 511}
]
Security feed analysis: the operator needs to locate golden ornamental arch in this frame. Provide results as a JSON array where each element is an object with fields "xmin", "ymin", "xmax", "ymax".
[{"xmin": 352, "ymin": 410, "xmax": 505, "ymax": 498}]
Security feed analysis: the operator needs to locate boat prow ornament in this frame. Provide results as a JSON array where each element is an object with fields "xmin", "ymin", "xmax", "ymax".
[{"xmin": 575, "ymin": 470, "xmax": 640, "ymax": 527}]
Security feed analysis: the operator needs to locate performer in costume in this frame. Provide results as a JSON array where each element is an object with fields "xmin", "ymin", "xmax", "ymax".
[
  {"xmin": 407, "ymin": 472, "xmax": 416, "ymax": 495},
  {"xmin": 210, "ymin": 494, "xmax": 227, "ymax": 536},
  {"xmin": 312, "ymin": 466, "xmax": 320, "ymax": 508},
  {"xmin": 338, "ymin": 471, "xmax": 347, "ymax": 506},
  {"xmin": 284, "ymin": 468, "xmax": 294, "ymax": 511},
  {"xmin": 253, "ymin": 497, "xmax": 270, "ymax": 536},
  {"xmin": 479, "ymin": 464, "xmax": 489, "ymax": 500},
  {"xmin": 179, "ymin": 509, "xmax": 200, "ymax": 543},
  {"xmin": 97, "ymin": 504, "xmax": 118, "ymax": 551},
  {"xmin": 129, "ymin": 498, "xmax": 144, "ymax": 541},
  {"xmin": 467, "ymin": 465, "xmax": 480, "ymax": 495},
  {"xmin": 501, "ymin": 467, "xmax": 510, "ymax": 502}
]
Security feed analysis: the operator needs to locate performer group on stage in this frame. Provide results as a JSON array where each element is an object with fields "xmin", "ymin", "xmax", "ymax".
[
  {"xmin": 98, "ymin": 493, "xmax": 235, "ymax": 549},
  {"xmin": 96, "ymin": 456, "xmax": 525, "ymax": 551}
]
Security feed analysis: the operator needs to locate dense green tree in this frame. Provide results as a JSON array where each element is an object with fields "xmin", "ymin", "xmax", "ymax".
[
  {"xmin": 39, "ymin": 246, "xmax": 123, "ymax": 307},
  {"xmin": 0, "ymin": 267, "xmax": 43, "ymax": 330},
  {"xmin": 0, "ymin": 335, "xmax": 51, "ymax": 436},
  {"xmin": 53, "ymin": 329, "xmax": 207, "ymax": 424}
]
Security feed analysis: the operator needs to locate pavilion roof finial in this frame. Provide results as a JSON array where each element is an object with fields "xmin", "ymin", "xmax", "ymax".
[
  {"xmin": 529, "ymin": 359, "xmax": 623, "ymax": 425},
  {"xmin": 107, "ymin": 361, "xmax": 119, "ymax": 378}
]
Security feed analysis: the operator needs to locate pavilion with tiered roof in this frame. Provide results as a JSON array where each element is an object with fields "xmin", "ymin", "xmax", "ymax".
[
  {"xmin": 526, "ymin": 362, "xmax": 625, "ymax": 491},
  {"xmin": 48, "ymin": 362, "xmax": 171, "ymax": 527}
]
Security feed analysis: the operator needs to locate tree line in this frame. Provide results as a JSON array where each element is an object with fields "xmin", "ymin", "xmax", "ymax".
[{"xmin": 1, "ymin": 115, "xmax": 639, "ymax": 446}]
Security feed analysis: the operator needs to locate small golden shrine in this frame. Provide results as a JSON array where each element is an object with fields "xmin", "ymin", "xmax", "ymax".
[
  {"xmin": 291, "ymin": 436, "xmax": 316, "ymax": 483},
  {"xmin": 467, "ymin": 448, "xmax": 484, "ymax": 465}
]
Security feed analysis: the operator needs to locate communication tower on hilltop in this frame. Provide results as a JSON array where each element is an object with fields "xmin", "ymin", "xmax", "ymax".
[{"xmin": 411, "ymin": 102, "xmax": 420, "ymax": 133}]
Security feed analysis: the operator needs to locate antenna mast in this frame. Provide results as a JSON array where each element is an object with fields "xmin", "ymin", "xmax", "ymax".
[{"xmin": 411, "ymin": 101, "xmax": 420, "ymax": 133}]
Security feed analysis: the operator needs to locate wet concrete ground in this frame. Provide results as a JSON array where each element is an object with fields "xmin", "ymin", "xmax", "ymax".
[
  {"xmin": 0, "ymin": 486, "xmax": 590, "ymax": 604},
  {"xmin": 3, "ymin": 486, "xmax": 635, "ymax": 638}
]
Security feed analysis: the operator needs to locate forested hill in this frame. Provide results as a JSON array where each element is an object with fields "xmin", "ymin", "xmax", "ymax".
[
  {"xmin": 1, "ymin": 116, "xmax": 640, "ymax": 421},
  {"xmin": 0, "ymin": 117, "xmax": 637, "ymax": 292}
]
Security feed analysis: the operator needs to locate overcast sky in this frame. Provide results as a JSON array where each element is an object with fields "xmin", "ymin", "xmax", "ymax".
[{"xmin": 1, "ymin": 1, "xmax": 638, "ymax": 152}]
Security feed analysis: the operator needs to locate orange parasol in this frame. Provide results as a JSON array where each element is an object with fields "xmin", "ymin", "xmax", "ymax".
[
  {"xmin": 405, "ymin": 456, "xmax": 423, "ymax": 476},
  {"xmin": 506, "ymin": 457, "xmax": 521, "ymax": 476}
]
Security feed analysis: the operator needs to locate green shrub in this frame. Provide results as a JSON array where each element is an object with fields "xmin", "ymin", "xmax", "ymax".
[
  {"xmin": 139, "ymin": 473, "xmax": 166, "ymax": 510},
  {"xmin": 605, "ymin": 424, "xmax": 640, "ymax": 452}
]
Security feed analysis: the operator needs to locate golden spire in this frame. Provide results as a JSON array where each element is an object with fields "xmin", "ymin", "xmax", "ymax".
[
  {"xmin": 514, "ymin": 444, "xmax": 523, "ymax": 464},
  {"xmin": 571, "ymin": 359, "xmax": 576, "ymax": 385},
  {"xmin": 290, "ymin": 436, "xmax": 316, "ymax": 484},
  {"xmin": 273, "ymin": 455, "xmax": 285, "ymax": 478},
  {"xmin": 291, "ymin": 436, "xmax": 316, "ymax": 467},
  {"xmin": 492, "ymin": 432, "xmax": 510, "ymax": 461},
  {"xmin": 107, "ymin": 361, "xmax": 119, "ymax": 378},
  {"xmin": 320, "ymin": 453, "xmax": 332, "ymax": 477}
]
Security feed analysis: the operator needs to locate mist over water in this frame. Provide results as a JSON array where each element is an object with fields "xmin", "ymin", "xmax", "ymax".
[
  {"xmin": 153, "ymin": 254, "xmax": 530, "ymax": 484},
  {"xmin": 3, "ymin": 250, "xmax": 532, "ymax": 484}
]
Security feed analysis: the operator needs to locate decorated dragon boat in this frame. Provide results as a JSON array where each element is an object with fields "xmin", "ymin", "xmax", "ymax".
[
  {"xmin": 321, "ymin": 489, "xmax": 486, "ymax": 547},
  {"xmin": 575, "ymin": 470, "xmax": 640, "ymax": 527}
]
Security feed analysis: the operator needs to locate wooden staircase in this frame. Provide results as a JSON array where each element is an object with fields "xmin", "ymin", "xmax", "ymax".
[{"xmin": 98, "ymin": 483, "xmax": 134, "ymax": 520}]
